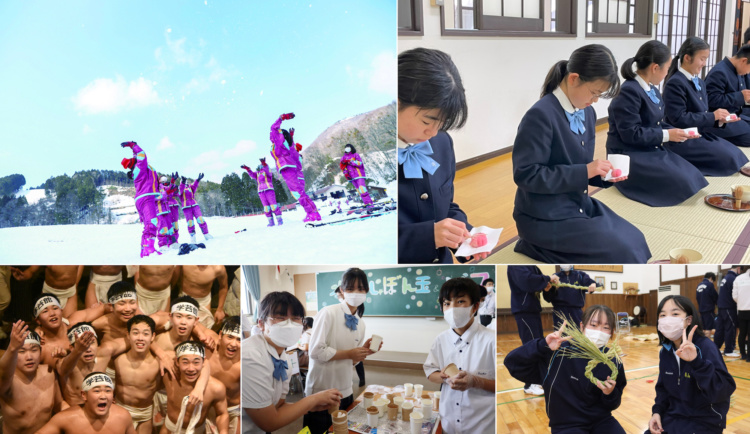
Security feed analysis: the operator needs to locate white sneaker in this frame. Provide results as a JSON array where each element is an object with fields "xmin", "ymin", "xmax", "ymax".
[
  {"xmin": 724, "ymin": 352, "xmax": 741, "ymax": 358},
  {"xmin": 204, "ymin": 233, "xmax": 213, "ymax": 240},
  {"xmin": 524, "ymin": 384, "xmax": 544, "ymax": 395},
  {"xmin": 190, "ymin": 234, "xmax": 197, "ymax": 244}
]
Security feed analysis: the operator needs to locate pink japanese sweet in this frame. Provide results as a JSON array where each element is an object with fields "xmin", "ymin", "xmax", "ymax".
[
  {"xmin": 688, "ymin": 130, "xmax": 697, "ymax": 136},
  {"xmin": 611, "ymin": 169, "xmax": 622, "ymax": 178}
]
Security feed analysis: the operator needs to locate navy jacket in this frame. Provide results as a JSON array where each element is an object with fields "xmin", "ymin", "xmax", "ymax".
[
  {"xmin": 696, "ymin": 278, "xmax": 718, "ymax": 313},
  {"xmin": 663, "ymin": 72, "xmax": 722, "ymax": 132},
  {"xmin": 718, "ymin": 270, "xmax": 739, "ymax": 310},
  {"xmin": 398, "ymin": 131, "xmax": 471, "ymax": 264},
  {"xmin": 652, "ymin": 335, "xmax": 735, "ymax": 431},
  {"xmin": 505, "ymin": 338, "xmax": 626, "ymax": 430},
  {"xmin": 606, "ymin": 79, "xmax": 673, "ymax": 153},
  {"xmin": 705, "ymin": 57, "xmax": 750, "ymax": 136},
  {"xmin": 544, "ymin": 270, "xmax": 596, "ymax": 308},
  {"xmin": 513, "ymin": 94, "xmax": 611, "ymax": 222},
  {"xmin": 507, "ymin": 266, "xmax": 548, "ymax": 314}
]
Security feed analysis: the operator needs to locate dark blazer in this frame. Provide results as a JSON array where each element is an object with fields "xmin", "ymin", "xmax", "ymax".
[
  {"xmin": 705, "ymin": 57, "xmax": 750, "ymax": 137},
  {"xmin": 398, "ymin": 131, "xmax": 471, "ymax": 264}
]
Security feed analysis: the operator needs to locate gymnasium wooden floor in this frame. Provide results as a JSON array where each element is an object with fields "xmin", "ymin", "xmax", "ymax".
[
  {"xmin": 453, "ymin": 125, "xmax": 609, "ymax": 251},
  {"xmin": 496, "ymin": 326, "xmax": 750, "ymax": 433}
]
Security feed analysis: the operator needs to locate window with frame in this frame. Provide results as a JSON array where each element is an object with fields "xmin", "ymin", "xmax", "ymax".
[
  {"xmin": 586, "ymin": 0, "xmax": 652, "ymax": 35},
  {"xmin": 441, "ymin": 0, "xmax": 577, "ymax": 35},
  {"xmin": 399, "ymin": 0, "xmax": 424, "ymax": 35}
]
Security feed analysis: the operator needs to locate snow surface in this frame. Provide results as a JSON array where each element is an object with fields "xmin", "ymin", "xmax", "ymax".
[
  {"xmin": 0, "ymin": 206, "xmax": 397, "ymax": 264},
  {"xmin": 16, "ymin": 188, "xmax": 46, "ymax": 205}
]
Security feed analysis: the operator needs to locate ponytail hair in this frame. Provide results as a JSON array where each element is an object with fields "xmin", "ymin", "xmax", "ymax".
[
  {"xmin": 540, "ymin": 44, "xmax": 620, "ymax": 99},
  {"xmin": 620, "ymin": 40, "xmax": 671, "ymax": 81},
  {"xmin": 667, "ymin": 36, "xmax": 710, "ymax": 81}
]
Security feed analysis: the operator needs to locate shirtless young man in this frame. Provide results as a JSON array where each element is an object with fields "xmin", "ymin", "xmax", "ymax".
[
  {"xmin": 208, "ymin": 317, "xmax": 241, "ymax": 434},
  {"xmin": 36, "ymin": 372, "xmax": 136, "ymax": 434},
  {"xmin": 85, "ymin": 266, "xmax": 124, "ymax": 307},
  {"xmin": 12, "ymin": 266, "xmax": 83, "ymax": 318},
  {"xmin": 179, "ymin": 266, "xmax": 228, "ymax": 328},
  {"xmin": 162, "ymin": 341, "xmax": 228, "ymax": 434},
  {"xmin": 134, "ymin": 265, "xmax": 176, "ymax": 314},
  {"xmin": 33, "ymin": 294, "xmax": 107, "ymax": 366},
  {"xmin": 57, "ymin": 323, "xmax": 99, "ymax": 406},
  {"xmin": 113, "ymin": 315, "xmax": 161, "ymax": 434},
  {"xmin": 0, "ymin": 321, "xmax": 66, "ymax": 434}
]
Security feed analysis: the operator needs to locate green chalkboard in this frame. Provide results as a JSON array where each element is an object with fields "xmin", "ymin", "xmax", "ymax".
[{"xmin": 316, "ymin": 266, "xmax": 496, "ymax": 317}]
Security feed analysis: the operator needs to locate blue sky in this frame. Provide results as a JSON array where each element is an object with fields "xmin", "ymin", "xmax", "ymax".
[{"xmin": 0, "ymin": 1, "xmax": 396, "ymax": 187}]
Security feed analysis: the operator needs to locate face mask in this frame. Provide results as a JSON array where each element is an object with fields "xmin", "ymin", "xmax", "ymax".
[
  {"xmin": 560, "ymin": 265, "xmax": 573, "ymax": 272},
  {"xmin": 584, "ymin": 328, "xmax": 611, "ymax": 348},
  {"xmin": 486, "ymin": 286, "xmax": 494, "ymax": 292},
  {"xmin": 265, "ymin": 319, "xmax": 303, "ymax": 348},
  {"xmin": 444, "ymin": 306, "xmax": 473, "ymax": 329},
  {"xmin": 342, "ymin": 292, "xmax": 367, "ymax": 307},
  {"xmin": 658, "ymin": 316, "xmax": 686, "ymax": 341},
  {"xmin": 345, "ymin": 147, "xmax": 352, "ymax": 153}
]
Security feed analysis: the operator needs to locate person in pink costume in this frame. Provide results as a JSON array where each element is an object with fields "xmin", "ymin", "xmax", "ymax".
[
  {"xmin": 120, "ymin": 141, "xmax": 162, "ymax": 258},
  {"xmin": 179, "ymin": 173, "xmax": 213, "ymax": 242},
  {"xmin": 269, "ymin": 112, "xmax": 321, "ymax": 222},
  {"xmin": 156, "ymin": 172, "xmax": 179, "ymax": 248},
  {"xmin": 241, "ymin": 158, "xmax": 283, "ymax": 227},
  {"xmin": 165, "ymin": 172, "xmax": 181, "ymax": 244},
  {"xmin": 339, "ymin": 143, "xmax": 373, "ymax": 206}
]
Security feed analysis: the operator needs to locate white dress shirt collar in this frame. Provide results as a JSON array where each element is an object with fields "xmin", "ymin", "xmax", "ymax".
[
  {"xmin": 634, "ymin": 73, "xmax": 652, "ymax": 91},
  {"xmin": 552, "ymin": 86, "xmax": 578, "ymax": 113},
  {"xmin": 679, "ymin": 66, "xmax": 696, "ymax": 81}
]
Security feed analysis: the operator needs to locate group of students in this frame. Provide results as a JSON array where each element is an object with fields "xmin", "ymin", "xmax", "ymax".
[
  {"xmin": 504, "ymin": 265, "xmax": 737, "ymax": 433},
  {"xmin": 697, "ymin": 266, "xmax": 750, "ymax": 361},
  {"xmin": 242, "ymin": 268, "xmax": 496, "ymax": 434},
  {"xmin": 397, "ymin": 37, "xmax": 750, "ymax": 264},
  {"xmin": 0, "ymin": 280, "xmax": 241, "ymax": 434},
  {"xmin": 120, "ymin": 141, "xmax": 212, "ymax": 258}
]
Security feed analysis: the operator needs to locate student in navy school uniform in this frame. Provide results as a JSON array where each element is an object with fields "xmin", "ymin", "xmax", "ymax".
[
  {"xmin": 741, "ymin": 30, "xmax": 750, "ymax": 118},
  {"xmin": 695, "ymin": 272, "xmax": 718, "ymax": 337},
  {"xmin": 646, "ymin": 295, "xmax": 735, "ymax": 434},
  {"xmin": 606, "ymin": 40, "xmax": 708, "ymax": 207},
  {"xmin": 714, "ymin": 265, "xmax": 743, "ymax": 358},
  {"xmin": 663, "ymin": 37, "xmax": 748, "ymax": 176},
  {"xmin": 543, "ymin": 265, "xmax": 598, "ymax": 329},
  {"xmin": 507, "ymin": 265, "xmax": 559, "ymax": 396},
  {"xmin": 506, "ymin": 305, "xmax": 627, "ymax": 433},
  {"xmin": 705, "ymin": 45, "xmax": 750, "ymax": 147},
  {"xmin": 512, "ymin": 44, "xmax": 651, "ymax": 263},
  {"xmin": 397, "ymin": 48, "xmax": 489, "ymax": 264}
]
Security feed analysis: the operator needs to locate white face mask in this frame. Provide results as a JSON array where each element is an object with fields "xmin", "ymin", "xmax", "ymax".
[
  {"xmin": 444, "ymin": 307, "xmax": 473, "ymax": 329},
  {"xmin": 658, "ymin": 316, "xmax": 687, "ymax": 341},
  {"xmin": 342, "ymin": 292, "xmax": 367, "ymax": 307},
  {"xmin": 560, "ymin": 265, "xmax": 573, "ymax": 272},
  {"xmin": 345, "ymin": 147, "xmax": 352, "ymax": 153},
  {"xmin": 486, "ymin": 286, "xmax": 494, "ymax": 292},
  {"xmin": 265, "ymin": 319, "xmax": 303, "ymax": 348},
  {"xmin": 584, "ymin": 328, "xmax": 611, "ymax": 347}
]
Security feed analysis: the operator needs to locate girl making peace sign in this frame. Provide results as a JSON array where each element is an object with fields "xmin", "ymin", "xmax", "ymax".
[{"xmin": 648, "ymin": 295, "xmax": 736, "ymax": 434}]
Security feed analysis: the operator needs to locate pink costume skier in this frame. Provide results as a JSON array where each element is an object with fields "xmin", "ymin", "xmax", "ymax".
[
  {"xmin": 179, "ymin": 173, "xmax": 212, "ymax": 242},
  {"xmin": 120, "ymin": 141, "xmax": 161, "ymax": 258},
  {"xmin": 340, "ymin": 144, "xmax": 373, "ymax": 205},
  {"xmin": 270, "ymin": 113, "xmax": 321, "ymax": 222},
  {"xmin": 165, "ymin": 172, "xmax": 181, "ymax": 243},
  {"xmin": 241, "ymin": 159, "xmax": 283, "ymax": 227},
  {"xmin": 156, "ymin": 173, "xmax": 179, "ymax": 248}
]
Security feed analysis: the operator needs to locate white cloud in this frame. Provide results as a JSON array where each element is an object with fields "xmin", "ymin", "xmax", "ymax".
[
  {"xmin": 73, "ymin": 76, "xmax": 160, "ymax": 114},
  {"xmin": 157, "ymin": 136, "xmax": 175, "ymax": 150},
  {"xmin": 368, "ymin": 51, "xmax": 396, "ymax": 95},
  {"xmin": 223, "ymin": 140, "xmax": 256, "ymax": 158},
  {"xmin": 82, "ymin": 124, "xmax": 93, "ymax": 135},
  {"xmin": 155, "ymin": 29, "xmax": 202, "ymax": 71},
  {"xmin": 122, "ymin": 120, "xmax": 131, "ymax": 127},
  {"xmin": 182, "ymin": 139, "xmax": 257, "ymax": 182}
]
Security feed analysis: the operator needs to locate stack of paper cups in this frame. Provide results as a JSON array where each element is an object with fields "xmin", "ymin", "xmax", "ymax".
[
  {"xmin": 414, "ymin": 384, "xmax": 424, "ymax": 398},
  {"xmin": 363, "ymin": 392, "xmax": 374, "ymax": 408},
  {"xmin": 421, "ymin": 398, "xmax": 433, "ymax": 419},
  {"xmin": 410, "ymin": 411, "xmax": 424, "ymax": 434},
  {"xmin": 375, "ymin": 398, "xmax": 389, "ymax": 417},
  {"xmin": 366, "ymin": 406, "xmax": 379, "ymax": 427},
  {"xmin": 369, "ymin": 334, "xmax": 383, "ymax": 352},
  {"xmin": 433, "ymin": 391, "xmax": 441, "ymax": 411},
  {"xmin": 404, "ymin": 383, "xmax": 414, "ymax": 397},
  {"xmin": 331, "ymin": 410, "xmax": 348, "ymax": 434},
  {"xmin": 393, "ymin": 396, "xmax": 405, "ymax": 416}
]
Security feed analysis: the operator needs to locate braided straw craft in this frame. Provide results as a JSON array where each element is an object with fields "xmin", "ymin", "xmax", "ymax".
[
  {"xmin": 554, "ymin": 312, "xmax": 622, "ymax": 385},
  {"xmin": 551, "ymin": 282, "xmax": 603, "ymax": 292}
]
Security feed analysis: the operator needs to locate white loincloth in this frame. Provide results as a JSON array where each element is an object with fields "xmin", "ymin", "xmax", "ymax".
[
  {"xmin": 227, "ymin": 404, "xmax": 240, "ymax": 434},
  {"xmin": 91, "ymin": 272, "xmax": 123, "ymax": 304},
  {"xmin": 42, "ymin": 281, "xmax": 76, "ymax": 309},
  {"xmin": 179, "ymin": 291, "xmax": 214, "ymax": 329},
  {"xmin": 164, "ymin": 396, "xmax": 214, "ymax": 434},
  {"xmin": 153, "ymin": 389, "xmax": 168, "ymax": 427},
  {"xmin": 136, "ymin": 281, "xmax": 170, "ymax": 315},
  {"xmin": 116, "ymin": 399, "xmax": 154, "ymax": 428}
]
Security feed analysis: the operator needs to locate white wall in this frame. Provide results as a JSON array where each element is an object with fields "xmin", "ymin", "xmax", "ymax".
[
  {"xmin": 399, "ymin": 0, "xmax": 738, "ymax": 164},
  {"xmin": 686, "ymin": 264, "xmax": 721, "ymax": 278}
]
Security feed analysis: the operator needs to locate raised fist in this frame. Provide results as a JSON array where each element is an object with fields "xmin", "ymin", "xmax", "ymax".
[
  {"xmin": 281, "ymin": 113, "xmax": 295, "ymax": 121},
  {"xmin": 121, "ymin": 141, "xmax": 136, "ymax": 148}
]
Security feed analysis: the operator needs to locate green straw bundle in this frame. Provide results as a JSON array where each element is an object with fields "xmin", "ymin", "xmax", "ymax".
[
  {"xmin": 554, "ymin": 312, "xmax": 622, "ymax": 385},
  {"xmin": 551, "ymin": 282, "xmax": 603, "ymax": 292}
]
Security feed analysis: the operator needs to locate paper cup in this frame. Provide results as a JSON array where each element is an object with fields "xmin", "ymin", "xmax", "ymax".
[
  {"xmin": 387, "ymin": 403, "xmax": 398, "ymax": 420},
  {"xmin": 332, "ymin": 411, "xmax": 347, "ymax": 424},
  {"xmin": 421, "ymin": 399, "xmax": 433, "ymax": 419},
  {"xmin": 404, "ymin": 383, "xmax": 414, "ymax": 397},
  {"xmin": 410, "ymin": 411, "xmax": 424, "ymax": 434},
  {"xmin": 669, "ymin": 248, "xmax": 703, "ymax": 264},
  {"xmin": 414, "ymin": 384, "xmax": 423, "ymax": 398},
  {"xmin": 402, "ymin": 401, "xmax": 414, "ymax": 421},
  {"xmin": 442, "ymin": 363, "xmax": 459, "ymax": 377},
  {"xmin": 433, "ymin": 391, "xmax": 440, "ymax": 411},
  {"xmin": 367, "ymin": 410, "xmax": 379, "ymax": 427},
  {"xmin": 605, "ymin": 154, "xmax": 630, "ymax": 180},
  {"xmin": 375, "ymin": 398, "xmax": 389, "ymax": 417},
  {"xmin": 385, "ymin": 393, "xmax": 395, "ymax": 404},
  {"xmin": 393, "ymin": 396, "xmax": 405, "ymax": 408},
  {"xmin": 363, "ymin": 392, "xmax": 374, "ymax": 408},
  {"xmin": 369, "ymin": 334, "xmax": 383, "ymax": 352}
]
